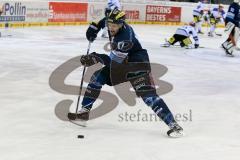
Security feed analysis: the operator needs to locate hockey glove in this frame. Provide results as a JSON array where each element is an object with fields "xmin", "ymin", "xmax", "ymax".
[
  {"xmin": 86, "ymin": 22, "xmax": 100, "ymax": 42},
  {"xmin": 195, "ymin": 44, "xmax": 199, "ymax": 49},
  {"xmin": 80, "ymin": 52, "xmax": 101, "ymax": 67}
]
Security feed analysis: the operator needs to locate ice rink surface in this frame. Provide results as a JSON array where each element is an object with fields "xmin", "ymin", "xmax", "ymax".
[{"xmin": 0, "ymin": 25, "xmax": 240, "ymax": 160}]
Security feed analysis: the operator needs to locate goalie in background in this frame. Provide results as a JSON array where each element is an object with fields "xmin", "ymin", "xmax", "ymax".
[
  {"xmin": 222, "ymin": 0, "xmax": 240, "ymax": 56},
  {"xmin": 162, "ymin": 22, "xmax": 200, "ymax": 49}
]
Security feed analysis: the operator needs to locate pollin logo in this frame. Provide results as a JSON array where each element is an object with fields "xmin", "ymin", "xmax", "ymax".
[{"xmin": 0, "ymin": 2, "xmax": 26, "ymax": 22}]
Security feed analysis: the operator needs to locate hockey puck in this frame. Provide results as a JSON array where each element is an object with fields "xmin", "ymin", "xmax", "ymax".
[{"xmin": 77, "ymin": 135, "xmax": 84, "ymax": 139}]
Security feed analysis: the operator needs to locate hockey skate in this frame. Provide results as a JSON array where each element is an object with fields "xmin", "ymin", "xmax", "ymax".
[
  {"xmin": 225, "ymin": 49, "xmax": 234, "ymax": 57},
  {"xmin": 167, "ymin": 122, "xmax": 184, "ymax": 138},
  {"xmin": 222, "ymin": 41, "xmax": 235, "ymax": 57},
  {"xmin": 221, "ymin": 41, "xmax": 228, "ymax": 50},
  {"xmin": 161, "ymin": 39, "xmax": 171, "ymax": 47},
  {"xmin": 198, "ymin": 31, "xmax": 204, "ymax": 34},
  {"xmin": 208, "ymin": 32, "xmax": 214, "ymax": 37},
  {"xmin": 185, "ymin": 44, "xmax": 194, "ymax": 49},
  {"xmin": 68, "ymin": 107, "xmax": 90, "ymax": 127}
]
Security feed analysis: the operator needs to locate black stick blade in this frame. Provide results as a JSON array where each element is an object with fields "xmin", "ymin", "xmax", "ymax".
[{"xmin": 68, "ymin": 113, "xmax": 77, "ymax": 120}]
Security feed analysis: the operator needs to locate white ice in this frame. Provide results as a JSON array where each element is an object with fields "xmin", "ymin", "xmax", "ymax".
[{"xmin": 0, "ymin": 25, "xmax": 240, "ymax": 160}]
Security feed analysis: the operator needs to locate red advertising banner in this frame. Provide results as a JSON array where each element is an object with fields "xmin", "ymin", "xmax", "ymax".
[
  {"xmin": 146, "ymin": 5, "xmax": 181, "ymax": 22},
  {"xmin": 49, "ymin": 2, "xmax": 88, "ymax": 22},
  {"xmin": 125, "ymin": 10, "xmax": 140, "ymax": 21}
]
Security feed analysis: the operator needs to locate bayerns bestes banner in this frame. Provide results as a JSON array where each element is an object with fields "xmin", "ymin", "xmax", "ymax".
[{"xmin": 145, "ymin": 5, "xmax": 181, "ymax": 22}]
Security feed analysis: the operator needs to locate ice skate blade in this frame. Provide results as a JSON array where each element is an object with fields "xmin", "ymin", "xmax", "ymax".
[{"xmin": 167, "ymin": 130, "xmax": 184, "ymax": 138}]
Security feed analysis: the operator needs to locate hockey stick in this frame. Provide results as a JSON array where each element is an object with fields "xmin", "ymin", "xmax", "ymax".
[
  {"xmin": 68, "ymin": 43, "xmax": 92, "ymax": 128},
  {"xmin": 215, "ymin": 32, "xmax": 222, "ymax": 37},
  {"xmin": 106, "ymin": 14, "xmax": 113, "ymax": 47},
  {"xmin": 161, "ymin": 43, "xmax": 204, "ymax": 49},
  {"xmin": 74, "ymin": 42, "xmax": 92, "ymax": 115}
]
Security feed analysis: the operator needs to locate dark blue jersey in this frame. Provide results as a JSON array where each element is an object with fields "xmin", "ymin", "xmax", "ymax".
[
  {"xmin": 110, "ymin": 23, "xmax": 149, "ymax": 64},
  {"xmin": 95, "ymin": 18, "xmax": 149, "ymax": 64},
  {"xmin": 225, "ymin": 2, "xmax": 240, "ymax": 27}
]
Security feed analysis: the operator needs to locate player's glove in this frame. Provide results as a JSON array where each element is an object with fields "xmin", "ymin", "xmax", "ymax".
[
  {"xmin": 195, "ymin": 44, "xmax": 199, "ymax": 49},
  {"xmin": 86, "ymin": 22, "xmax": 99, "ymax": 42},
  {"xmin": 81, "ymin": 52, "xmax": 111, "ymax": 67},
  {"xmin": 80, "ymin": 52, "xmax": 101, "ymax": 67}
]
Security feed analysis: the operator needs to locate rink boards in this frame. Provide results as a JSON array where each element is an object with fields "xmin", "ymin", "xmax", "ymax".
[{"xmin": 0, "ymin": 1, "xmax": 226, "ymax": 28}]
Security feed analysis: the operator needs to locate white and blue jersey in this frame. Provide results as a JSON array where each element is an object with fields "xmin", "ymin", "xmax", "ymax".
[
  {"xmin": 209, "ymin": 6, "xmax": 225, "ymax": 24},
  {"xmin": 193, "ymin": 2, "xmax": 205, "ymax": 17},
  {"xmin": 211, "ymin": 7, "xmax": 226, "ymax": 19},
  {"xmin": 175, "ymin": 25, "xmax": 199, "ymax": 45},
  {"xmin": 107, "ymin": 0, "xmax": 121, "ymax": 10}
]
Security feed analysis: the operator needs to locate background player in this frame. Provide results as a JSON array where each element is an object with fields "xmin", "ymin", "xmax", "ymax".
[
  {"xmin": 68, "ymin": 9, "xmax": 184, "ymax": 138},
  {"xmin": 193, "ymin": 0, "xmax": 208, "ymax": 34},
  {"xmin": 222, "ymin": 0, "xmax": 240, "ymax": 56},
  {"xmin": 162, "ymin": 22, "xmax": 199, "ymax": 49},
  {"xmin": 208, "ymin": 4, "xmax": 225, "ymax": 37}
]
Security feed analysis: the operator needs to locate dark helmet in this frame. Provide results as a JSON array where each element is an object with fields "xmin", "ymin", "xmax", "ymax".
[{"xmin": 107, "ymin": 8, "xmax": 126, "ymax": 24}]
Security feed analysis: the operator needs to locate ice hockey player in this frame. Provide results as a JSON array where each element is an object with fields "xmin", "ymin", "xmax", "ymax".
[
  {"xmin": 101, "ymin": 0, "xmax": 121, "ymax": 38},
  {"xmin": 208, "ymin": 4, "xmax": 225, "ymax": 37},
  {"xmin": 162, "ymin": 22, "xmax": 199, "ymax": 49},
  {"xmin": 193, "ymin": 0, "xmax": 208, "ymax": 34},
  {"xmin": 68, "ymin": 8, "xmax": 184, "ymax": 138},
  {"xmin": 222, "ymin": 0, "xmax": 240, "ymax": 56}
]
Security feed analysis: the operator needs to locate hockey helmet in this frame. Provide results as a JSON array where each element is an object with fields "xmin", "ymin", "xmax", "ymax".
[{"xmin": 107, "ymin": 8, "xmax": 126, "ymax": 24}]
